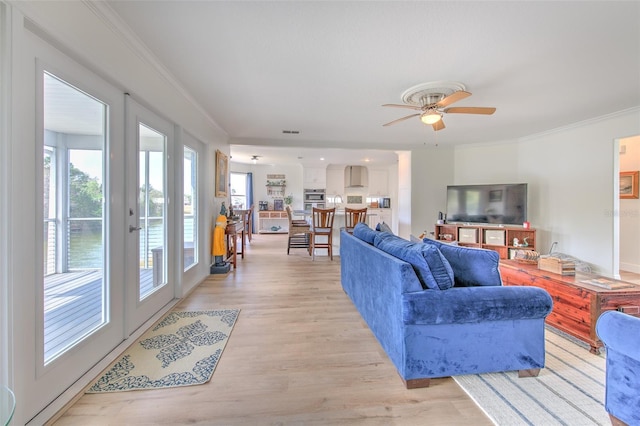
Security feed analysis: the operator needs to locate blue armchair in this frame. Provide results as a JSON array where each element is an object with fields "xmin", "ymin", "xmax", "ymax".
[{"xmin": 596, "ymin": 310, "xmax": 640, "ymax": 425}]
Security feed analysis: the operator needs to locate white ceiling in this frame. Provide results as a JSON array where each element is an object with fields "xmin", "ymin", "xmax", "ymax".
[{"xmin": 105, "ymin": 1, "xmax": 640, "ymax": 166}]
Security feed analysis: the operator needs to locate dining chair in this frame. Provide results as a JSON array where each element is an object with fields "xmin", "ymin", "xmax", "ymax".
[
  {"xmin": 344, "ymin": 207, "xmax": 367, "ymax": 234},
  {"xmin": 236, "ymin": 207, "xmax": 253, "ymax": 245},
  {"xmin": 310, "ymin": 207, "xmax": 336, "ymax": 260},
  {"xmin": 245, "ymin": 204, "xmax": 253, "ymax": 242},
  {"xmin": 286, "ymin": 205, "xmax": 311, "ymax": 255},
  {"xmin": 286, "ymin": 205, "xmax": 309, "ymax": 226}
]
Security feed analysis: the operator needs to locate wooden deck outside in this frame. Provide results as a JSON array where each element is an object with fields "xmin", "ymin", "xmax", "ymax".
[{"xmin": 44, "ymin": 269, "xmax": 154, "ymax": 361}]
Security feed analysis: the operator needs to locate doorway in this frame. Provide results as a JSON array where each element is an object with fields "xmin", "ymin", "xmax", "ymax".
[{"xmin": 618, "ymin": 135, "xmax": 640, "ymax": 281}]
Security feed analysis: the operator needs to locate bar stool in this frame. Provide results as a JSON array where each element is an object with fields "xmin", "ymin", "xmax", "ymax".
[
  {"xmin": 310, "ymin": 207, "xmax": 336, "ymax": 260},
  {"xmin": 344, "ymin": 207, "xmax": 368, "ymax": 234},
  {"xmin": 286, "ymin": 205, "xmax": 311, "ymax": 255}
]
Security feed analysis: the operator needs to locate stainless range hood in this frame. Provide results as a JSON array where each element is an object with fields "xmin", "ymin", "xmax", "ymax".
[{"xmin": 344, "ymin": 165, "xmax": 368, "ymax": 188}]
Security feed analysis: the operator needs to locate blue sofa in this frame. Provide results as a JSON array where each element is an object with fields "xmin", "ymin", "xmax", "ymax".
[
  {"xmin": 596, "ymin": 310, "xmax": 640, "ymax": 425},
  {"xmin": 340, "ymin": 224, "xmax": 553, "ymax": 388}
]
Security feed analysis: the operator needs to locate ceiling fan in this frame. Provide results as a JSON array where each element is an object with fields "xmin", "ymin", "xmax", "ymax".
[{"xmin": 382, "ymin": 90, "xmax": 496, "ymax": 131}]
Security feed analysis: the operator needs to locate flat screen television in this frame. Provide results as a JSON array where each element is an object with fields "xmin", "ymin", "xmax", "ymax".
[{"xmin": 446, "ymin": 183, "xmax": 527, "ymax": 226}]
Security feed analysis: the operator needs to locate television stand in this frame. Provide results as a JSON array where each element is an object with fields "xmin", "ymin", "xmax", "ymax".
[{"xmin": 434, "ymin": 223, "xmax": 536, "ymax": 260}]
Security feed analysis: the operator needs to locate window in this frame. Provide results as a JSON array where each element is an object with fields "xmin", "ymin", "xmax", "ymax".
[{"xmin": 230, "ymin": 172, "xmax": 247, "ymax": 210}]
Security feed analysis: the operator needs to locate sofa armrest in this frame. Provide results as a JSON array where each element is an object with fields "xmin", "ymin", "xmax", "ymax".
[
  {"xmin": 402, "ymin": 286, "xmax": 553, "ymax": 325},
  {"xmin": 596, "ymin": 310, "xmax": 640, "ymax": 360}
]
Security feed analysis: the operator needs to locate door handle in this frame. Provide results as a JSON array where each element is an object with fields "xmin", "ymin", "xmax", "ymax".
[{"xmin": 129, "ymin": 225, "xmax": 142, "ymax": 233}]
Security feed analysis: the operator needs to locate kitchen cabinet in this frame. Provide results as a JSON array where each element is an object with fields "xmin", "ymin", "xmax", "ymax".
[
  {"xmin": 368, "ymin": 169, "xmax": 388, "ymax": 196},
  {"xmin": 367, "ymin": 208, "xmax": 392, "ymax": 228},
  {"xmin": 325, "ymin": 165, "xmax": 344, "ymax": 196},
  {"xmin": 303, "ymin": 166, "xmax": 326, "ymax": 189}
]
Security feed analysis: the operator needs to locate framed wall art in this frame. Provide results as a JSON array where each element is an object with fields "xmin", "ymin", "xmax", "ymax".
[
  {"xmin": 620, "ymin": 171, "xmax": 639, "ymax": 199},
  {"xmin": 215, "ymin": 150, "xmax": 228, "ymax": 198}
]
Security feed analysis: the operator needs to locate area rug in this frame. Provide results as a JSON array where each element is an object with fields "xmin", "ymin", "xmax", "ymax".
[
  {"xmin": 453, "ymin": 327, "xmax": 609, "ymax": 425},
  {"xmin": 87, "ymin": 309, "xmax": 239, "ymax": 393}
]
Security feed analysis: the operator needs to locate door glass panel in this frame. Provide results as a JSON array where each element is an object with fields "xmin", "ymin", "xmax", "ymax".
[
  {"xmin": 183, "ymin": 147, "xmax": 197, "ymax": 270},
  {"xmin": 43, "ymin": 72, "xmax": 106, "ymax": 363},
  {"xmin": 230, "ymin": 172, "xmax": 247, "ymax": 210},
  {"xmin": 138, "ymin": 124, "xmax": 166, "ymax": 299}
]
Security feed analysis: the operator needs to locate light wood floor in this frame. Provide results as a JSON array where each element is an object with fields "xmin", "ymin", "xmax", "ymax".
[
  {"xmin": 52, "ymin": 233, "xmax": 491, "ymax": 425},
  {"xmin": 620, "ymin": 270, "xmax": 640, "ymax": 284}
]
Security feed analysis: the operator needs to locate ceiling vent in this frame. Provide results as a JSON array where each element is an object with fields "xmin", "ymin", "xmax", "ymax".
[{"xmin": 345, "ymin": 165, "xmax": 368, "ymax": 188}]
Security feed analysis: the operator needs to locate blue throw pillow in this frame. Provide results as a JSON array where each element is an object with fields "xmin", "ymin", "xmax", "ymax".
[
  {"xmin": 352, "ymin": 223, "xmax": 379, "ymax": 244},
  {"xmin": 373, "ymin": 233, "xmax": 454, "ymax": 290},
  {"xmin": 375, "ymin": 222, "xmax": 393, "ymax": 234},
  {"xmin": 423, "ymin": 239, "xmax": 501, "ymax": 287},
  {"xmin": 420, "ymin": 244, "xmax": 455, "ymax": 290}
]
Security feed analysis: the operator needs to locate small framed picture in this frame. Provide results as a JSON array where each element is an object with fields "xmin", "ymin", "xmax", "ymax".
[
  {"xmin": 620, "ymin": 171, "xmax": 639, "ymax": 199},
  {"xmin": 273, "ymin": 199, "xmax": 284, "ymax": 211},
  {"xmin": 489, "ymin": 189, "xmax": 503, "ymax": 202}
]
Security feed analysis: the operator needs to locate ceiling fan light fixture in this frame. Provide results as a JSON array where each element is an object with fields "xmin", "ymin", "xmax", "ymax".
[
  {"xmin": 420, "ymin": 111, "xmax": 442, "ymax": 125},
  {"xmin": 251, "ymin": 155, "xmax": 260, "ymax": 164}
]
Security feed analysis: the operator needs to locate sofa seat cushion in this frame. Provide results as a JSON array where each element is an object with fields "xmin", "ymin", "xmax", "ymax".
[
  {"xmin": 424, "ymin": 238, "xmax": 501, "ymax": 287},
  {"xmin": 353, "ymin": 223, "xmax": 379, "ymax": 244},
  {"xmin": 403, "ymin": 286, "xmax": 553, "ymax": 325},
  {"xmin": 374, "ymin": 233, "xmax": 454, "ymax": 290}
]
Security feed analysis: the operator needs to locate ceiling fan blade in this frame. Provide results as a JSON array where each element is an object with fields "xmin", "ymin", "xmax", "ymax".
[
  {"xmin": 432, "ymin": 119, "xmax": 446, "ymax": 131},
  {"xmin": 382, "ymin": 113, "xmax": 421, "ymax": 126},
  {"xmin": 444, "ymin": 106, "xmax": 496, "ymax": 115},
  {"xmin": 436, "ymin": 91, "xmax": 471, "ymax": 107},
  {"xmin": 382, "ymin": 104, "xmax": 423, "ymax": 111}
]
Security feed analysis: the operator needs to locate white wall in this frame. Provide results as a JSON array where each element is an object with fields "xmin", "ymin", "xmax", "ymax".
[
  {"xmin": 620, "ymin": 135, "xmax": 640, "ymax": 273},
  {"xmin": 450, "ymin": 110, "xmax": 640, "ymax": 276},
  {"xmin": 410, "ymin": 146, "xmax": 454, "ymax": 238}
]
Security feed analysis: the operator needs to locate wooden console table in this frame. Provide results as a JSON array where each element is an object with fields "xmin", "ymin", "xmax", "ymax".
[
  {"xmin": 225, "ymin": 220, "xmax": 245, "ymax": 269},
  {"xmin": 500, "ymin": 260, "xmax": 640, "ymax": 353}
]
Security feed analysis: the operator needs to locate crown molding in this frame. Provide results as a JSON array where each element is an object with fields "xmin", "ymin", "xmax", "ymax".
[{"xmin": 519, "ymin": 106, "xmax": 640, "ymax": 143}]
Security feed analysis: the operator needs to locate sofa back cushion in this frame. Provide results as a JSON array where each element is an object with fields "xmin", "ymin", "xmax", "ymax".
[
  {"xmin": 423, "ymin": 239, "xmax": 501, "ymax": 287},
  {"xmin": 353, "ymin": 223, "xmax": 379, "ymax": 244},
  {"xmin": 374, "ymin": 233, "xmax": 454, "ymax": 290}
]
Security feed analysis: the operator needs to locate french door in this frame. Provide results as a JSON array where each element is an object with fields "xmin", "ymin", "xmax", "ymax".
[
  {"xmin": 16, "ymin": 38, "xmax": 176, "ymax": 424},
  {"xmin": 125, "ymin": 97, "xmax": 176, "ymax": 334},
  {"xmin": 16, "ymin": 52, "xmax": 126, "ymax": 422}
]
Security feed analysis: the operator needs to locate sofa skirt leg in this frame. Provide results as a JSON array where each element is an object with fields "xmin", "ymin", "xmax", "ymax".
[
  {"xmin": 518, "ymin": 368, "xmax": 540, "ymax": 378},
  {"xmin": 404, "ymin": 378, "xmax": 431, "ymax": 389},
  {"xmin": 608, "ymin": 414, "xmax": 628, "ymax": 426}
]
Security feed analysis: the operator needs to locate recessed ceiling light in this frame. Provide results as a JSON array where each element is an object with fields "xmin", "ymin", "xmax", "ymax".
[{"xmin": 320, "ymin": 157, "xmax": 325, "ymax": 161}]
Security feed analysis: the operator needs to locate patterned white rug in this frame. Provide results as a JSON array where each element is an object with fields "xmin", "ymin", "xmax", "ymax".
[
  {"xmin": 454, "ymin": 327, "xmax": 608, "ymax": 425},
  {"xmin": 87, "ymin": 309, "xmax": 239, "ymax": 393}
]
